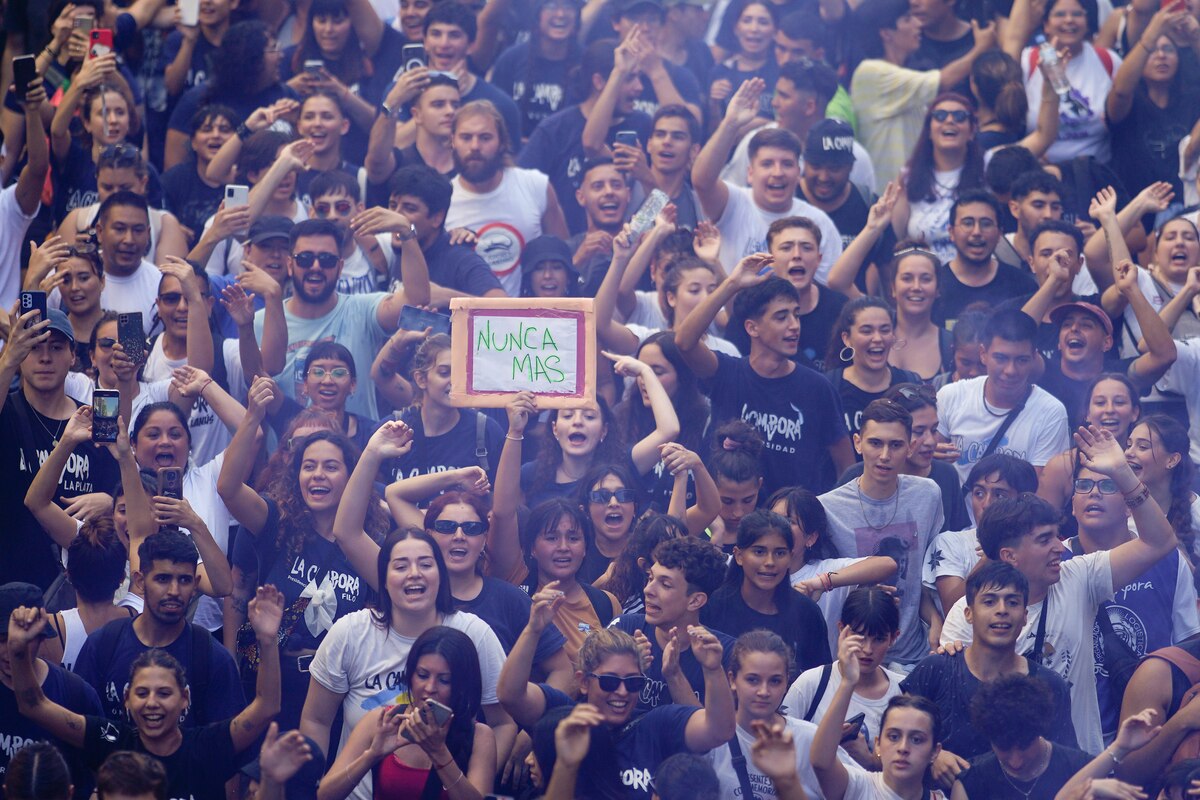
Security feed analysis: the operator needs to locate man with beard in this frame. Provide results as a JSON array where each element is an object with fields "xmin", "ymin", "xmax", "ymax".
[
  {"xmin": 255, "ymin": 218, "xmax": 429, "ymax": 420},
  {"xmin": 73, "ymin": 530, "xmax": 245, "ymax": 725},
  {"xmin": 936, "ymin": 190, "xmax": 1038, "ymax": 327},
  {"xmin": 521, "ymin": 37, "xmax": 651, "ymax": 235},
  {"xmin": 446, "ymin": 101, "xmax": 569, "ymax": 296},
  {"xmin": 92, "ymin": 191, "xmax": 164, "ymax": 335},
  {"xmin": 571, "ymin": 159, "xmax": 631, "ymax": 295}
]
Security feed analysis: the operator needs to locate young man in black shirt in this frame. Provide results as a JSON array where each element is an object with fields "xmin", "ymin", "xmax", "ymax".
[
  {"xmin": 908, "ymin": 0, "xmax": 974, "ymax": 71},
  {"xmin": 764, "ymin": 215, "xmax": 848, "ymax": 370}
]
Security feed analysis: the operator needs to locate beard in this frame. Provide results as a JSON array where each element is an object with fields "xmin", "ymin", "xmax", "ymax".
[
  {"xmin": 294, "ymin": 272, "xmax": 339, "ymax": 304},
  {"xmin": 455, "ymin": 149, "xmax": 505, "ymax": 184}
]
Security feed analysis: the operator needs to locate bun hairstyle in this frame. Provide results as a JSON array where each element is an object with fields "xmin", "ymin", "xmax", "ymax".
[
  {"xmin": 708, "ymin": 419, "xmax": 765, "ymax": 484},
  {"xmin": 971, "ymin": 51, "xmax": 1028, "ymax": 132}
]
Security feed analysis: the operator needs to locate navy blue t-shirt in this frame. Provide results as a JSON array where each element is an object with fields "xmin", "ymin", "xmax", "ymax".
[
  {"xmin": 81, "ymin": 716, "xmax": 237, "ymax": 800},
  {"xmin": 609, "ymin": 613, "xmax": 735, "ymax": 712},
  {"xmin": 0, "ymin": 663, "xmax": 102, "ymax": 797},
  {"xmin": 539, "ymin": 683, "xmax": 697, "ymax": 800},
  {"xmin": 383, "ymin": 407, "xmax": 505, "ymax": 488},
  {"xmin": 455, "ymin": 576, "xmax": 567, "ymax": 663},
  {"xmin": 489, "ymin": 42, "xmax": 577, "ymax": 138},
  {"xmin": 161, "ymin": 31, "xmax": 219, "ymax": 97},
  {"xmin": 701, "ymin": 584, "xmax": 831, "ymax": 677},
  {"xmin": 161, "ymin": 161, "xmax": 223, "ymax": 246},
  {"xmin": 419, "ymin": 231, "xmax": 504, "ymax": 296},
  {"xmin": 168, "ymin": 83, "xmax": 296, "ymax": 135},
  {"xmin": 73, "ymin": 618, "xmax": 245, "ymax": 726},
  {"xmin": 519, "ymin": 104, "xmax": 652, "ymax": 234},
  {"xmin": 51, "ymin": 138, "xmax": 165, "ymax": 224}
]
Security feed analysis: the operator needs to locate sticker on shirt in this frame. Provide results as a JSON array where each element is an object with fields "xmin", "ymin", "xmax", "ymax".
[{"xmin": 475, "ymin": 222, "xmax": 526, "ymax": 281}]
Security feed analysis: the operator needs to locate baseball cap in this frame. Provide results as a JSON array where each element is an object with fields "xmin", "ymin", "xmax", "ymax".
[
  {"xmin": 1049, "ymin": 302, "xmax": 1113, "ymax": 338},
  {"xmin": 804, "ymin": 118, "xmax": 856, "ymax": 167},
  {"xmin": 246, "ymin": 216, "xmax": 294, "ymax": 246},
  {"xmin": 616, "ymin": 0, "xmax": 665, "ymax": 18},
  {"xmin": 0, "ymin": 582, "xmax": 57, "ymax": 639},
  {"xmin": 44, "ymin": 308, "xmax": 75, "ymax": 344},
  {"xmin": 522, "ymin": 236, "xmax": 578, "ymax": 275}
]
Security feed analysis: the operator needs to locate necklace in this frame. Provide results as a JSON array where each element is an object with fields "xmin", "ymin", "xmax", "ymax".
[
  {"xmin": 998, "ymin": 739, "xmax": 1051, "ymax": 799},
  {"xmin": 982, "ymin": 378, "xmax": 1013, "ymax": 418},
  {"xmin": 855, "ymin": 478, "xmax": 900, "ymax": 531},
  {"xmin": 32, "ymin": 407, "xmax": 66, "ymax": 448}
]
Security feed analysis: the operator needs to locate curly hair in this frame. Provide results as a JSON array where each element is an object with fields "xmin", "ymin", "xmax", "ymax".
[
  {"xmin": 603, "ymin": 513, "xmax": 688, "ymax": 609},
  {"xmin": 207, "ymin": 21, "xmax": 274, "ymax": 101},
  {"xmin": 968, "ymin": 674, "xmax": 1052, "ymax": 749},
  {"xmin": 1132, "ymin": 415, "xmax": 1195, "ymax": 562},
  {"xmin": 265, "ymin": 430, "xmax": 389, "ymax": 562},
  {"xmin": 651, "ymin": 536, "xmax": 726, "ymax": 596},
  {"xmin": 254, "ymin": 409, "xmax": 341, "ymax": 492}
]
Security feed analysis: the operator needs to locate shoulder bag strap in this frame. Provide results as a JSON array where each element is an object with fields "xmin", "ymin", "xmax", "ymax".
[
  {"xmin": 803, "ymin": 663, "xmax": 834, "ymax": 722},
  {"xmin": 728, "ymin": 731, "xmax": 758, "ymax": 800},
  {"xmin": 1031, "ymin": 593, "xmax": 1050, "ymax": 666},
  {"xmin": 981, "ymin": 386, "xmax": 1030, "ymax": 461},
  {"xmin": 475, "ymin": 411, "xmax": 490, "ymax": 473}
]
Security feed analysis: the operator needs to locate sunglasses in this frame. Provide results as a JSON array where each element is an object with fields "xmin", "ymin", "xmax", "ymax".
[
  {"xmin": 98, "ymin": 142, "xmax": 141, "ymax": 168},
  {"xmin": 308, "ymin": 366, "xmax": 350, "ymax": 379},
  {"xmin": 68, "ymin": 243, "xmax": 98, "ymax": 256},
  {"xmin": 293, "ymin": 251, "xmax": 340, "ymax": 270},
  {"xmin": 1074, "ymin": 478, "xmax": 1120, "ymax": 495},
  {"xmin": 158, "ymin": 292, "xmax": 185, "ymax": 306},
  {"xmin": 589, "ymin": 488, "xmax": 636, "ymax": 504},
  {"xmin": 931, "ymin": 109, "xmax": 970, "ymax": 123},
  {"xmin": 314, "ymin": 200, "xmax": 354, "ymax": 217},
  {"xmin": 430, "ymin": 519, "xmax": 489, "ymax": 536},
  {"xmin": 586, "ymin": 673, "xmax": 648, "ymax": 693}
]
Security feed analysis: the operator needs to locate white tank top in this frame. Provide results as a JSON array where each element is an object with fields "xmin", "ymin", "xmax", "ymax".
[{"xmin": 59, "ymin": 607, "xmax": 87, "ymax": 672}]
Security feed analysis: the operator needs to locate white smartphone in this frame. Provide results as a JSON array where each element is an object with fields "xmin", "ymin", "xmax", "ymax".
[
  {"xmin": 179, "ymin": 0, "xmax": 200, "ymax": 26},
  {"xmin": 225, "ymin": 184, "xmax": 249, "ymax": 209}
]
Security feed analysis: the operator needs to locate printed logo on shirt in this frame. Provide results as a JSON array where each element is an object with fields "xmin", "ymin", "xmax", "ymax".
[
  {"xmin": 621, "ymin": 767, "xmax": 652, "ymax": 793},
  {"xmin": 475, "ymin": 222, "xmax": 526, "ymax": 280},
  {"xmin": 852, "ymin": 521, "xmax": 918, "ymax": 601},
  {"xmin": 287, "ymin": 557, "xmax": 361, "ymax": 604},
  {"xmin": 1093, "ymin": 602, "xmax": 1148, "ymax": 678},
  {"xmin": 20, "ymin": 448, "xmax": 98, "ymax": 495},
  {"xmin": 954, "ymin": 433, "xmax": 1027, "ymax": 467},
  {"xmin": 360, "ymin": 672, "xmax": 413, "ymax": 712},
  {"xmin": 741, "ymin": 401, "xmax": 805, "ymax": 454},
  {"xmin": 99, "ymin": 721, "xmax": 121, "ymax": 743},
  {"xmin": 1, "ymin": 733, "xmax": 36, "ymax": 759}
]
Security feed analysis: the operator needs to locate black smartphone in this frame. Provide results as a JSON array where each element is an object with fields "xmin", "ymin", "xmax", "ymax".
[
  {"xmin": 19, "ymin": 290, "xmax": 47, "ymax": 329},
  {"xmin": 398, "ymin": 304, "xmax": 451, "ymax": 336},
  {"xmin": 614, "ymin": 130, "xmax": 639, "ymax": 148},
  {"xmin": 13, "ymin": 55, "xmax": 37, "ymax": 99},
  {"xmin": 401, "ymin": 43, "xmax": 426, "ymax": 72},
  {"xmin": 841, "ymin": 712, "xmax": 867, "ymax": 743},
  {"xmin": 91, "ymin": 390, "xmax": 120, "ymax": 443},
  {"xmin": 157, "ymin": 467, "xmax": 183, "ymax": 499},
  {"xmin": 117, "ymin": 312, "xmax": 146, "ymax": 365}
]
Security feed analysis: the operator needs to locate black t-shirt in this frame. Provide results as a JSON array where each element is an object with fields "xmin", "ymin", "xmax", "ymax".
[
  {"xmin": 838, "ymin": 459, "xmax": 970, "ymax": 532},
  {"xmin": 935, "ymin": 261, "xmax": 1039, "ymax": 325},
  {"xmin": 910, "ymin": 29, "xmax": 975, "ymax": 70},
  {"xmin": 0, "ymin": 663, "xmax": 103, "ymax": 798},
  {"xmin": 82, "ymin": 716, "xmax": 238, "ymax": 800},
  {"xmin": 700, "ymin": 584, "xmax": 831, "ymax": 677},
  {"xmin": 411, "ymin": 231, "xmax": 503, "ymax": 297},
  {"xmin": 1036, "ymin": 352, "xmax": 1136, "ymax": 429},
  {"xmin": 825, "ymin": 365, "xmax": 923, "ymax": 446},
  {"xmin": 382, "ymin": 407, "xmax": 505, "ymax": 487},
  {"xmin": 519, "ymin": 105, "xmax": 653, "ymax": 234},
  {"xmin": 161, "ymin": 162, "xmax": 223, "ymax": 244},
  {"xmin": 610, "ymin": 613, "xmax": 736, "ymax": 710},
  {"xmin": 1109, "ymin": 84, "xmax": 1200, "ymax": 198},
  {"xmin": 707, "ymin": 353, "xmax": 849, "ymax": 494},
  {"xmin": 0, "ymin": 391, "xmax": 120, "ymax": 589},
  {"xmin": 161, "ymin": 30, "xmax": 220, "ymax": 96},
  {"xmin": 633, "ymin": 60, "xmax": 703, "ymax": 119},
  {"xmin": 958, "ymin": 744, "xmax": 1091, "ymax": 799},
  {"xmin": 900, "ymin": 652, "xmax": 1078, "ymax": 761},
  {"xmin": 454, "ymin": 576, "xmax": 567, "ymax": 661},
  {"xmin": 51, "ymin": 138, "xmax": 165, "ymax": 225},
  {"xmin": 978, "ymin": 128, "xmax": 1020, "ymax": 153},
  {"xmin": 798, "ymin": 184, "xmax": 895, "ymax": 295},
  {"xmin": 489, "ymin": 42, "xmax": 578, "ymax": 138}
]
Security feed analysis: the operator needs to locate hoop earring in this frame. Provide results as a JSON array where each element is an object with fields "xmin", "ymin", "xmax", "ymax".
[{"xmin": 839, "ymin": 346, "xmax": 855, "ymax": 363}]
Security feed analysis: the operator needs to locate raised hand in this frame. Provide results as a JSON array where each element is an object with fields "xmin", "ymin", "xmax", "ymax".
[
  {"xmin": 349, "ymin": 206, "xmax": 412, "ymax": 237},
  {"xmin": 237, "ymin": 262, "xmax": 282, "ymax": 301},
  {"xmin": 258, "ymin": 722, "xmax": 314, "ymax": 785},
  {"xmin": 367, "ymin": 419, "xmax": 415, "ymax": 459},
  {"xmin": 28, "ymin": 236, "xmax": 71, "ymax": 282},
  {"xmin": 724, "ymin": 78, "xmax": 766, "ymax": 132},
  {"xmin": 1114, "ymin": 708, "xmax": 1161, "ymax": 754},
  {"xmin": 110, "ymin": 342, "xmax": 137, "ymax": 385},
  {"xmin": 1073, "ymin": 424, "xmax": 1132, "ymax": 478},
  {"xmin": 1088, "ymin": 186, "xmax": 1118, "ymax": 222},
  {"xmin": 62, "ymin": 405, "xmax": 93, "ymax": 446},
  {"xmin": 245, "ymin": 375, "xmax": 277, "ymax": 422},
  {"xmin": 728, "ymin": 252, "xmax": 774, "ymax": 289},
  {"xmin": 528, "ymin": 581, "xmax": 565, "ymax": 633},
  {"xmin": 505, "ymin": 391, "xmax": 537, "ymax": 437},
  {"xmin": 209, "ymin": 202, "xmax": 253, "ymax": 240},
  {"xmin": 453, "ymin": 466, "xmax": 490, "ymax": 496},
  {"xmin": 152, "ymin": 495, "xmax": 203, "ymax": 531},
  {"xmin": 555, "ymin": 704, "xmax": 604, "ymax": 768},
  {"xmin": 602, "ymin": 350, "xmax": 649, "ymax": 379},
  {"xmin": 247, "ymin": 584, "xmax": 285, "ymax": 641},
  {"xmin": 748, "ymin": 719, "xmax": 799, "ymax": 783},
  {"xmin": 221, "ymin": 282, "xmax": 256, "ymax": 328},
  {"xmin": 170, "ymin": 365, "xmax": 213, "ymax": 399},
  {"xmin": 688, "ymin": 625, "xmax": 724, "ymax": 670},
  {"xmin": 1133, "ymin": 181, "xmax": 1174, "ymax": 215},
  {"xmin": 0, "ymin": 300, "xmax": 51, "ymax": 368},
  {"xmin": 659, "ymin": 442, "xmax": 701, "ymax": 476},
  {"xmin": 6, "ymin": 605, "xmax": 50, "ymax": 653},
  {"xmin": 693, "ymin": 221, "xmax": 721, "ymax": 264},
  {"xmin": 867, "ymin": 181, "xmax": 901, "ymax": 231},
  {"xmin": 634, "ymin": 628, "xmax": 655, "ymax": 672},
  {"xmin": 1114, "ymin": 259, "xmax": 1139, "ymax": 297},
  {"xmin": 836, "ymin": 625, "xmax": 864, "ymax": 686},
  {"xmin": 970, "ymin": 19, "xmax": 998, "ymax": 51},
  {"xmin": 281, "ymin": 139, "xmax": 315, "ymax": 170}
]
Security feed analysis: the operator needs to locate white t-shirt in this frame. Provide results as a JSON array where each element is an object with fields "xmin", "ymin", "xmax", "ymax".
[
  {"xmin": 707, "ymin": 717, "xmax": 858, "ymax": 800},
  {"xmin": 626, "ymin": 322, "xmax": 740, "ymax": 357},
  {"xmin": 936, "ymin": 375, "xmax": 1071, "ymax": 483},
  {"xmin": 791, "ymin": 556, "xmax": 869, "ymax": 655},
  {"xmin": 939, "ymin": 550, "xmax": 1114, "ymax": 754},
  {"xmin": 0, "ymin": 184, "xmax": 38, "ymax": 310},
  {"xmin": 783, "ymin": 663, "xmax": 904, "ymax": 744},
  {"xmin": 720, "ymin": 121, "xmax": 878, "ymax": 197},
  {"xmin": 1156, "ymin": 340, "xmax": 1200, "ymax": 465},
  {"xmin": 309, "ymin": 608, "xmax": 506, "ymax": 800},
  {"xmin": 337, "ymin": 246, "xmax": 380, "ymax": 296},
  {"xmin": 180, "ymin": 453, "xmax": 235, "ymax": 631},
  {"xmin": 50, "ymin": 260, "xmax": 160, "ymax": 335},
  {"xmin": 844, "ymin": 769, "xmax": 947, "ymax": 800},
  {"xmin": 1022, "ymin": 44, "xmax": 1121, "ymax": 164},
  {"xmin": 1118, "ymin": 266, "xmax": 1171, "ymax": 357},
  {"xmin": 445, "ymin": 167, "xmax": 549, "ymax": 296},
  {"xmin": 715, "ymin": 184, "xmax": 843, "ymax": 286},
  {"xmin": 905, "ymin": 169, "xmax": 959, "ymax": 266},
  {"xmin": 626, "ymin": 291, "xmax": 667, "ymax": 329},
  {"xmin": 922, "ymin": 528, "xmax": 979, "ymax": 591}
]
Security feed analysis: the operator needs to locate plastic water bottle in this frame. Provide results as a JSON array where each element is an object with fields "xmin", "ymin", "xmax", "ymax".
[{"xmin": 1036, "ymin": 34, "xmax": 1072, "ymax": 100}]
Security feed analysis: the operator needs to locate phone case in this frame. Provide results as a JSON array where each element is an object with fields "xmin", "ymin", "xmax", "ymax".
[{"xmin": 88, "ymin": 29, "xmax": 113, "ymax": 60}]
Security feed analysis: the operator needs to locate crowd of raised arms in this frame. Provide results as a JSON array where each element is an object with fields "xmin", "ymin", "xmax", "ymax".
[{"xmin": 10, "ymin": 0, "xmax": 1200, "ymax": 797}]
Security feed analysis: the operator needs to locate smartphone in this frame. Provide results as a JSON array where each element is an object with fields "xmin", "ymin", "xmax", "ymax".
[
  {"xmin": 92, "ymin": 390, "xmax": 120, "ymax": 443},
  {"xmin": 73, "ymin": 13, "xmax": 95, "ymax": 30},
  {"xmin": 224, "ymin": 184, "xmax": 249, "ymax": 209},
  {"xmin": 426, "ymin": 699, "xmax": 453, "ymax": 726},
  {"xmin": 157, "ymin": 467, "xmax": 183, "ymax": 499},
  {"xmin": 841, "ymin": 712, "xmax": 867, "ymax": 744},
  {"xmin": 614, "ymin": 130, "xmax": 639, "ymax": 148},
  {"xmin": 88, "ymin": 28, "xmax": 113, "ymax": 60},
  {"xmin": 629, "ymin": 189, "xmax": 669, "ymax": 235},
  {"xmin": 13, "ymin": 55, "xmax": 37, "ymax": 99},
  {"xmin": 304, "ymin": 58, "xmax": 324, "ymax": 74},
  {"xmin": 397, "ymin": 304, "xmax": 451, "ymax": 336},
  {"xmin": 401, "ymin": 43, "xmax": 426, "ymax": 72},
  {"xmin": 117, "ymin": 312, "xmax": 146, "ymax": 365},
  {"xmin": 19, "ymin": 290, "xmax": 46, "ymax": 329}
]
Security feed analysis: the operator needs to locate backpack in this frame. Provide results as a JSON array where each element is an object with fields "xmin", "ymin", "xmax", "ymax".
[{"xmin": 1148, "ymin": 645, "xmax": 1200, "ymax": 764}]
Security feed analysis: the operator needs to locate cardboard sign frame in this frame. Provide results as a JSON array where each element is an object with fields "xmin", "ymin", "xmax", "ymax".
[{"xmin": 448, "ymin": 297, "xmax": 596, "ymax": 408}]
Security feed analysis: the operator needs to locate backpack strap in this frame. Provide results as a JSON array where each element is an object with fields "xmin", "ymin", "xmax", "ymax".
[
  {"xmin": 188, "ymin": 623, "xmax": 213, "ymax": 717},
  {"xmin": 804, "ymin": 663, "xmax": 834, "ymax": 722},
  {"xmin": 475, "ymin": 412, "xmax": 490, "ymax": 473},
  {"xmin": 1095, "ymin": 45, "xmax": 1113, "ymax": 77},
  {"xmin": 1150, "ymin": 645, "xmax": 1200, "ymax": 686},
  {"xmin": 728, "ymin": 732, "xmax": 757, "ymax": 800},
  {"xmin": 1028, "ymin": 46, "xmax": 1040, "ymax": 80},
  {"xmin": 580, "ymin": 583, "xmax": 614, "ymax": 627}
]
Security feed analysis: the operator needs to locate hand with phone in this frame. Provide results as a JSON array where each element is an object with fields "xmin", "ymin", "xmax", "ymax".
[
  {"xmin": 152, "ymin": 492, "xmax": 204, "ymax": 533},
  {"xmin": 398, "ymin": 699, "xmax": 454, "ymax": 756},
  {"xmin": 74, "ymin": 50, "xmax": 116, "ymax": 90},
  {"xmin": 383, "ymin": 65, "xmax": 432, "ymax": 110},
  {"xmin": 0, "ymin": 299, "xmax": 51, "ymax": 371}
]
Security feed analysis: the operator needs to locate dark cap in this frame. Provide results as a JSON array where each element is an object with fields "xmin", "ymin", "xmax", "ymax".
[
  {"xmin": 246, "ymin": 216, "xmax": 294, "ymax": 246},
  {"xmin": 44, "ymin": 308, "xmax": 75, "ymax": 345},
  {"xmin": 804, "ymin": 118, "xmax": 856, "ymax": 167},
  {"xmin": 0, "ymin": 582, "xmax": 57, "ymax": 638},
  {"xmin": 616, "ymin": 0, "xmax": 665, "ymax": 18},
  {"xmin": 522, "ymin": 236, "xmax": 578, "ymax": 275},
  {"xmin": 1049, "ymin": 301, "xmax": 1113, "ymax": 338}
]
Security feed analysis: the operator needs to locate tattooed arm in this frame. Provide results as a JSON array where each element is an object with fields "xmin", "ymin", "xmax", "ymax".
[
  {"xmin": 10, "ymin": 607, "xmax": 88, "ymax": 748},
  {"xmin": 222, "ymin": 563, "xmax": 259, "ymax": 653}
]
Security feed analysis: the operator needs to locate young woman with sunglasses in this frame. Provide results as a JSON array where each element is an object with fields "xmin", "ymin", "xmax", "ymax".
[{"xmin": 497, "ymin": 612, "xmax": 734, "ymax": 800}]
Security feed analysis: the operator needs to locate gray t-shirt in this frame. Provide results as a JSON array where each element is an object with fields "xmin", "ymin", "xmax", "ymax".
[{"xmin": 818, "ymin": 474, "xmax": 944, "ymax": 664}]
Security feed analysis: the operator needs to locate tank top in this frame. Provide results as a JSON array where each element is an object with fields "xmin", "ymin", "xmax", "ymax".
[
  {"xmin": 374, "ymin": 754, "xmax": 448, "ymax": 799},
  {"xmin": 78, "ymin": 202, "xmax": 165, "ymax": 262},
  {"xmin": 59, "ymin": 607, "xmax": 88, "ymax": 672}
]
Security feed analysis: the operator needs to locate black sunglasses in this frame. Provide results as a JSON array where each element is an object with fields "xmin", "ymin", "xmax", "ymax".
[
  {"xmin": 586, "ymin": 673, "xmax": 647, "ymax": 693},
  {"xmin": 430, "ymin": 519, "xmax": 489, "ymax": 536},
  {"xmin": 589, "ymin": 488, "xmax": 636, "ymax": 504},
  {"xmin": 293, "ymin": 251, "xmax": 340, "ymax": 270},
  {"xmin": 931, "ymin": 109, "xmax": 970, "ymax": 123}
]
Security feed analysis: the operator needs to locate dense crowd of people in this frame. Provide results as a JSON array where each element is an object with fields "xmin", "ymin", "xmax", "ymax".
[{"xmin": 6, "ymin": 0, "xmax": 1200, "ymax": 796}]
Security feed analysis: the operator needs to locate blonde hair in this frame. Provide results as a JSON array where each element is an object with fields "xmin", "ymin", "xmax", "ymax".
[
  {"xmin": 452, "ymin": 100, "xmax": 513, "ymax": 160},
  {"xmin": 578, "ymin": 627, "xmax": 639, "ymax": 673}
]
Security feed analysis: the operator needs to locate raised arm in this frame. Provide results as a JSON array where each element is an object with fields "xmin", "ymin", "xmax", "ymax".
[
  {"xmin": 24, "ymin": 407, "xmax": 94, "ymax": 548},
  {"xmin": 172, "ymin": 365, "xmax": 248, "ymax": 433},
  {"xmin": 50, "ymin": 55, "xmax": 116, "ymax": 161},
  {"xmin": 692, "ymin": 78, "xmax": 765, "ymax": 222},
  {"xmin": 826, "ymin": 182, "xmax": 899, "ymax": 299},
  {"xmin": 595, "ymin": 225, "xmax": 647, "ymax": 354},
  {"xmin": 1114, "ymin": 259, "xmax": 1176, "ymax": 388},
  {"xmin": 365, "ymin": 69, "xmax": 430, "ymax": 183},
  {"xmin": 939, "ymin": 21, "xmax": 996, "ymax": 91},
  {"xmin": 811, "ymin": 627, "xmax": 861, "ymax": 800},
  {"xmin": 0, "ymin": 306, "xmax": 50, "ymax": 416},
  {"xmin": 370, "ymin": 328, "xmax": 422, "ymax": 410},
  {"xmin": 661, "ymin": 444, "xmax": 720, "ymax": 536},
  {"xmin": 248, "ymin": 140, "xmax": 313, "ymax": 222},
  {"xmin": 794, "ymin": 557, "xmax": 899, "ymax": 602},
  {"xmin": 750, "ymin": 720, "xmax": 812, "ymax": 800},
  {"xmin": 1012, "ymin": 79, "xmax": 1060, "ymax": 158},
  {"xmin": 216, "ymin": 377, "xmax": 274, "ymax": 533},
  {"xmin": 348, "ymin": 205, "xmax": 431, "ymax": 316},
  {"xmin": 605, "ymin": 351, "xmax": 680, "ymax": 473},
  {"xmin": 489, "ymin": 393, "xmax": 535, "ymax": 581},
  {"xmin": 497, "ymin": 587, "xmax": 562, "ymax": 727},
  {"xmin": 1002, "ymin": 0, "xmax": 1043, "ymax": 60},
  {"xmin": 676, "ymin": 253, "xmax": 773, "ymax": 378},
  {"xmin": 1156, "ymin": 266, "xmax": 1200, "ymax": 333},
  {"xmin": 1107, "ymin": 3, "xmax": 1185, "ymax": 122},
  {"xmin": 157, "ymin": 496, "xmax": 233, "ymax": 597},
  {"xmin": 581, "ymin": 30, "xmax": 643, "ymax": 157},
  {"xmin": 221, "ymin": 280, "xmax": 265, "ymax": 380},
  {"xmin": 682, "ymin": 625, "xmax": 736, "ymax": 751},
  {"xmin": 1053, "ymin": 709, "xmax": 1161, "ymax": 800},
  {"xmin": 229, "ymin": 585, "xmax": 284, "ymax": 752},
  {"xmin": 544, "ymin": 705, "xmax": 603, "ymax": 800},
  {"xmin": 384, "ymin": 466, "xmax": 490, "ymax": 531},
  {"xmin": 9, "ymin": 607, "xmax": 87, "ymax": 749},
  {"xmin": 15, "ymin": 76, "xmax": 49, "ymax": 216},
  {"xmin": 1020, "ymin": 248, "xmax": 1072, "ymax": 322}
]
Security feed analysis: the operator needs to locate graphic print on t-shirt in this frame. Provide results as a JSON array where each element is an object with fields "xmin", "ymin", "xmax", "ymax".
[
  {"xmin": 475, "ymin": 222, "xmax": 526, "ymax": 283},
  {"xmin": 853, "ymin": 521, "xmax": 918, "ymax": 602}
]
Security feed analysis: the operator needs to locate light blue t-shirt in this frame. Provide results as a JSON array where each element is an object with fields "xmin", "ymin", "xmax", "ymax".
[{"xmin": 254, "ymin": 292, "xmax": 388, "ymax": 419}]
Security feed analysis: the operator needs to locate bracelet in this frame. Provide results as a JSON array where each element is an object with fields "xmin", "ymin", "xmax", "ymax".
[
  {"xmin": 505, "ymin": 433, "xmax": 524, "ymax": 441},
  {"xmin": 198, "ymin": 378, "xmax": 214, "ymax": 397},
  {"xmin": 1141, "ymin": 39, "xmax": 1154, "ymax": 54},
  {"xmin": 235, "ymin": 122, "xmax": 252, "ymax": 139},
  {"xmin": 433, "ymin": 755, "xmax": 455, "ymax": 771},
  {"xmin": 43, "ymin": 45, "xmax": 60, "ymax": 59},
  {"xmin": 445, "ymin": 768, "xmax": 465, "ymax": 789},
  {"xmin": 819, "ymin": 572, "xmax": 834, "ymax": 592},
  {"xmin": 1123, "ymin": 482, "xmax": 1151, "ymax": 509},
  {"xmin": 1107, "ymin": 748, "xmax": 1122, "ymax": 766}
]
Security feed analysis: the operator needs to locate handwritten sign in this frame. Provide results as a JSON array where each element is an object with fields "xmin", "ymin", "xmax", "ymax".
[{"xmin": 449, "ymin": 298, "xmax": 596, "ymax": 408}]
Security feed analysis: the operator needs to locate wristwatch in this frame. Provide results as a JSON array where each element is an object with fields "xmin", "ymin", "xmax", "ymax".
[
  {"xmin": 395, "ymin": 223, "xmax": 418, "ymax": 242},
  {"xmin": 380, "ymin": 101, "xmax": 396, "ymax": 119}
]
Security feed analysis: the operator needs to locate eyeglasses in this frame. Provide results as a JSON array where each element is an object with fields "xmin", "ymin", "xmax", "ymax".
[
  {"xmin": 158, "ymin": 292, "xmax": 184, "ymax": 306},
  {"xmin": 1074, "ymin": 478, "xmax": 1120, "ymax": 495},
  {"xmin": 956, "ymin": 217, "xmax": 998, "ymax": 231},
  {"xmin": 589, "ymin": 488, "xmax": 636, "ymax": 504},
  {"xmin": 293, "ymin": 251, "xmax": 340, "ymax": 270},
  {"xmin": 430, "ymin": 519, "xmax": 489, "ymax": 536},
  {"xmin": 314, "ymin": 200, "xmax": 354, "ymax": 217},
  {"xmin": 96, "ymin": 337, "xmax": 116, "ymax": 350},
  {"xmin": 586, "ymin": 673, "xmax": 648, "ymax": 693},
  {"xmin": 1149, "ymin": 43, "xmax": 1178, "ymax": 56},
  {"xmin": 931, "ymin": 109, "xmax": 971, "ymax": 123},
  {"xmin": 308, "ymin": 366, "xmax": 350, "ymax": 379}
]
